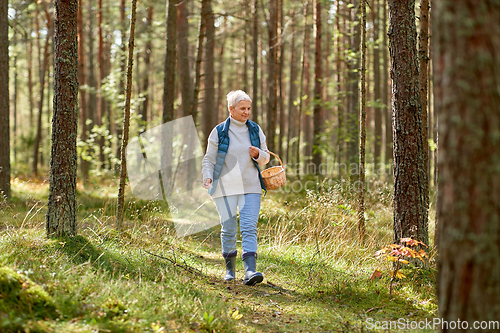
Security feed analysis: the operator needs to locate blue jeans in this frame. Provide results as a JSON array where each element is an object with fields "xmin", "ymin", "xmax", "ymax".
[{"xmin": 213, "ymin": 193, "xmax": 261, "ymax": 259}]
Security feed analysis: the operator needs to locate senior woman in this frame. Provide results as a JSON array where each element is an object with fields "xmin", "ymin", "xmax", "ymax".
[{"xmin": 202, "ymin": 90, "xmax": 269, "ymax": 285}]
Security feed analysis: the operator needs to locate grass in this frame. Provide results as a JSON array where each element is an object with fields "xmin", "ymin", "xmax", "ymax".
[{"xmin": 0, "ymin": 176, "xmax": 438, "ymax": 332}]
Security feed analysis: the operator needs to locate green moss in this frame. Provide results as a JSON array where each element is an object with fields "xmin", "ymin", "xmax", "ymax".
[
  {"xmin": 101, "ymin": 298, "xmax": 128, "ymax": 319},
  {"xmin": 0, "ymin": 266, "xmax": 57, "ymax": 330}
]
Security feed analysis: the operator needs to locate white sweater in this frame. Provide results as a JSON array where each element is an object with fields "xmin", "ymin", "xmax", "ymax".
[{"xmin": 202, "ymin": 117, "xmax": 270, "ymax": 198}]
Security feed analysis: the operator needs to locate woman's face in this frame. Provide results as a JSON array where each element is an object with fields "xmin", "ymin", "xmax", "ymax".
[{"xmin": 230, "ymin": 100, "xmax": 251, "ymax": 122}]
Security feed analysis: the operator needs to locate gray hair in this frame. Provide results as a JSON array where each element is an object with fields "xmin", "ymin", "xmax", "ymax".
[{"xmin": 227, "ymin": 90, "xmax": 252, "ymax": 111}]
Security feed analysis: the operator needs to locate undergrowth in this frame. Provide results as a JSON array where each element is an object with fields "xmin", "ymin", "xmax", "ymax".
[{"xmin": 0, "ymin": 176, "xmax": 438, "ymax": 332}]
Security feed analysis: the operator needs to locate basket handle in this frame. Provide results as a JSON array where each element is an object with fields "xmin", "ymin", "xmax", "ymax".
[{"xmin": 266, "ymin": 150, "xmax": 283, "ymax": 168}]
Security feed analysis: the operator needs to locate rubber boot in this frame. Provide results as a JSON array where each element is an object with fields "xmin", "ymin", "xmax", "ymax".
[
  {"xmin": 243, "ymin": 255, "xmax": 263, "ymax": 286},
  {"xmin": 224, "ymin": 257, "xmax": 236, "ymax": 281}
]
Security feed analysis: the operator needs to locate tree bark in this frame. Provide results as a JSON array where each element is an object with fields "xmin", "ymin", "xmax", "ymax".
[
  {"xmin": 13, "ymin": 12, "xmax": 17, "ymax": 164},
  {"xmin": 243, "ymin": 0, "xmax": 250, "ymax": 93},
  {"xmin": 98, "ymin": 0, "xmax": 108, "ymax": 169},
  {"xmin": 46, "ymin": 0, "xmax": 79, "ymax": 237},
  {"xmin": 163, "ymin": 0, "xmax": 178, "ymax": 124},
  {"xmin": 202, "ymin": 0, "xmax": 216, "ymax": 151},
  {"xmin": 33, "ymin": 2, "xmax": 52, "ymax": 177},
  {"xmin": 266, "ymin": 0, "xmax": 278, "ymax": 155},
  {"xmin": 116, "ymin": 0, "xmax": 138, "ymax": 230},
  {"xmin": 190, "ymin": 0, "xmax": 208, "ymax": 125},
  {"xmin": 347, "ymin": 0, "xmax": 360, "ymax": 166},
  {"xmin": 336, "ymin": 1, "xmax": 343, "ymax": 167},
  {"xmin": 383, "ymin": 0, "xmax": 392, "ymax": 167},
  {"xmin": 388, "ymin": 0, "xmax": 428, "ymax": 245},
  {"xmin": 27, "ymin": 37, "xmax": 34, "ymax": 130},
  {"xmin": 177, "ymin": 0, "xmax": 193, "ymax": 118},
  {"xmin": 303, "ymin": 3, "xmax": 312, "ymax": 164},
  {"xmin": 216, "ymin": 17, "xmax": 227, "ymax": 123},
  {"xmin": 141, "ymin": 3, "xmax": 154, "ymax": 128},
  {"xmin": 435, "ymin": 1, "xmax": 500, "ymax": 329},
  {"xmin": 87, "ymin": 0, "xmax": 97, "ymax": 128},
  {"xmin": 418, "ymin": 0, "xmax": 430, "ymax": 214},
  {"xmin": 286, "ymin": 13, "xmax": 297, "ymax": 166},
  {"xmin": 0, "ymin": 0, "xmax": 10, "ymax": 199},
  {"xmin": 373, "ymin": 0, "xmax": 382, "ymax": 165},
  {"xmin": 358, "ymin": 0, "xmax": 367, "ymax": 243},
  {"xmin": 277, "ymin": 0, "xmax": 286, "ymax": 160},
  {"xmin": 297, "ymin": 2, "xmax": 310, "ymax": 172},
  {"xmin": 78, "ymin": 0, "xmax": 89, "ymax": 182},
  {"xmin": 312, "ymin": 0, "xmax": 323, "ymax": 172},
  {"xmin": 252, "ymin": 0, "xmax": 259, "ymax": 123}
]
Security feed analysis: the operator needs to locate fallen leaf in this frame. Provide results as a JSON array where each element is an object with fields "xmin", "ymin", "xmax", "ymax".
[
  {"xmin": 370, "ymin": 269, "xmax": 382, "ymax": 281},
  {"xmin": 232, "ymin": 310, "xmax": 243, "ymax": 320}
]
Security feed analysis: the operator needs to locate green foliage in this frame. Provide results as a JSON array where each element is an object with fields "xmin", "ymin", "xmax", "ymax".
[
  {"xmin": 0, "ymin": 266, "xmax": 57, "ymax": 332},
  {"xmin": 0, "ymin": 177, "xmax": 438, "ymax": 332},
  {"xmin": 373, "ymin": 238, "xmax": 429, "ymax": 296}
]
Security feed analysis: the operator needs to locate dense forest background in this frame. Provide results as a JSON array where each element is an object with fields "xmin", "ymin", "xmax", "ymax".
[{"xmin": 6, "ymin": 0, "xmax": 437, "ymax": 183}]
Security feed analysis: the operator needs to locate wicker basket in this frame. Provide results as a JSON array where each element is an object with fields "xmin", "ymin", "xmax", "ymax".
[{"xmin": 261, "ymin": 151, "xmax": 286, "ymax": 190}]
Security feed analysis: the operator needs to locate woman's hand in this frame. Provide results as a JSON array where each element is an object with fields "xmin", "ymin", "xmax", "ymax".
[
  {"xmin": 202, "ymin": 178, "xmax": 212, "ymax": 189},
  {"xmin": 249, "ymin": 146, "xmax": 260, "ymax": 159}
]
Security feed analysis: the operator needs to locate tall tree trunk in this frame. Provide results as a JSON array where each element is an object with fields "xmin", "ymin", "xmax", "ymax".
[
  {"xmin": 216, "ymin": 18, "xmax": 226, "ymax": 123},
  {"xmin": 336, "ymin": 0, "xmax": 343, "ymax": 167},
  {"xmin": 202, "ymin": 0, "xmax": 216, "ymax": 151},
  {"xmin": 116, "ymin": 0, "xmax": 138, "ymax": 230},
  {"xmin": 358, "ymin": 0, "xmax": 367, "ymax": 243},
  {"xmin": 163, "ymin": 0, "xmax": 177, "ymax": 124},
  {"xmin": 0, "ymin": 0, "xmax": 10, "ymax": 199},
  {"xmin": 99, "ymin": 0, "xmax": 108, "ymax": 170},
  {"xmin": 435, "ymin": 1, "xmax": 500, "ymax": 328},
  {"xmin": 267, "ymin": 0, "xmax": 278, "ymax": 155},
  {"xmin": 12, "ymin": 11, "xmax": 18, "ymax": 164},
  {"xmin": 303, "ymin": 3, "xmax": 312, "ymax": 164},
  {"xmin": 78, "ymin": 0, "xmax": 89, "ymax": 182},
  {"xmin": 142, "ymin": 3, "xmax": 154, "ymax": 128},
  {"xmin": 27, "ymin": 34, "xmax": 34, "ymax": 130},
  {"xmin": 383, "ymin": 0, "xmax": 391, "ymax": 167},
  {"xmin": 87, "ymin": 0, "xmax": 97, "ymax": 128},
  {"xmin": 418, "ymin": 0, "xmax": 430, "ymax": 213},
  {"xmin": 373, "ymin": 0, "xmax": 382, "ymax": 165},
  {"xmin": 347, "ymin": 0, "xmax": 360, "ymax": 166},
  {"xmin": 297, "ymin": 1, "xmax": 310, "ymax": 172},
  {"xmin": 388, "ymin": 0, "xmax": 428, "ymax": 245},
  {"xmin": 190, "ymin": 0, "xmax": 208, "ymax": 125},
  {"xmin": 312, "ymin": 0, "xmax": 323, "ymax": 172},
  {"xmin": 177, "ymin": 0, "xmax": 193, "ymax": 118},
  {"xmin": 277, "ymin": 0, "xmax": 286, "ymax": 160},
  {"xmin": 46, "ymin": 0, "xmax": 79, "ymax": 237},
  {"xmin": 252, "ymin": 0, "xmax": 259, "ymax": 123},
  {"xmin": 286, "ymin": 13, "xmax": 297, "ymax": 166},
  {"xmin": 33, "ymin": 3, "xmax": 52, "ymax": 177},
  {"xmin": 342, "ymin": 1, "xmax": 350, "ymax": 164},
  {"xmin": 243, "ymin": 0, "xmax": 250, "ymax": 92}
]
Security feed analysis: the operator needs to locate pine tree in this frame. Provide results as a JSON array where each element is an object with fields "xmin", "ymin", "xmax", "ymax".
[
  {"xmin": 0, "ymin": 0, "xmax": 10, "ymax": 199},
  {"xmin": 388, "ymin": 0, "xmax": 428, "ymax": 245},
  {"xmin": 46, "ymin": 0, "xmax": 79, "ymax": 237},
  {"xmin": 435, "ymin": 1, "xmax": 500, "ymax": 328}
]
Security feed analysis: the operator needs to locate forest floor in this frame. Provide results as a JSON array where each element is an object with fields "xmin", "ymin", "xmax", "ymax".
[{"xmin": 0, "ymin": 176, "xmax": 438, "ymax": 332}]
